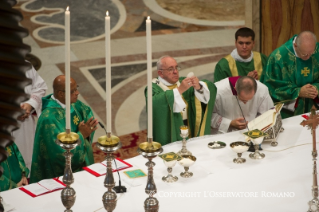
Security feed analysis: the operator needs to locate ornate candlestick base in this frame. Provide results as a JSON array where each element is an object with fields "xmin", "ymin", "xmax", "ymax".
[
  {"xmin": 56, "ymin": 132, "xmax": 80, "ymax": 212},
  {"xmin": 178, "ymin": 155, "xmax": 196, "ymax": 178},
  {"xmin": 138, "ymin": 139, "xmax": 163, "ymax": 212},
  {"xmin": 97, "ymin": 133, "xmax": 122, "ymax": 212},
  {"xmin": 308, "ymin": 197, "xmax": 319, "ymax": 212},
  {"xmin": 249, "ymin": 144, "xmax": 265, "ymax": 159}
]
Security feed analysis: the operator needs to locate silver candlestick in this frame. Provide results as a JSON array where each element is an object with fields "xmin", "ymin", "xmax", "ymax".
[
  {"xmin": 300, "ymin": 109, "xmax": 319, "ymax": 212},
  {"xmin": 56, "ymin": 132, "xmax": 81, "ymax": 212},
  {"xmin": 177, "ymin": 126, "xmax": 192, "ymax": 156},
  {"xmin": 97, "ymin": 133, "xmax": 122, "ymax": 212},
  {"xmin": 138, "ymin": 139, "xmax": 163, "ymax": 212}
]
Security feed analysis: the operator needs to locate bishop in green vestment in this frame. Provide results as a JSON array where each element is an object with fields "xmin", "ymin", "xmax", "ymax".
[
  {"xmin": 30, "ymin": 76, "xmax": 98, "ymax": 183},
  {"xmin": 260, "ymin": 31, "xmax": 319, "ymax": 118},
  {"xmin": 0, "ymin": 143, "xmax": 29, "ymax": 191},
  {"xmin": 214, "ymin": 27, "xmax": 267, "ymax": 82},
  {"xmin": 145, "ymin": 56, "xmax": 216, "ymax": 145}
]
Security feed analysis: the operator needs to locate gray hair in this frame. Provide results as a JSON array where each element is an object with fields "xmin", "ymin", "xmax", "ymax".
[
  {"xmin": 296, "ymin": 31, "xmax": 317, "ymax": 46},
  {"xmin": 235, "ymin": 76, "xmax": 257, "ymax": 95},
  {"xmin": 156, "ymin": 55, "xmax": 173, "ymax": 70}
]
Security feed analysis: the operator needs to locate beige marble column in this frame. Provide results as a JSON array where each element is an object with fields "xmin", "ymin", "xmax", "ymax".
[{"xmin": 245, "ymin": 0, "xmax": 261, "ymax": 52}]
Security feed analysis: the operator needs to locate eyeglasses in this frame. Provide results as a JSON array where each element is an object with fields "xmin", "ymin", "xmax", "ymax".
[
  {"xmin": 160, "ymin": 66, "xmax": 181, "ymax": 72},
  {"xmin": 60, "ymin": 85, "xmax": 79, "ymax": 94}
]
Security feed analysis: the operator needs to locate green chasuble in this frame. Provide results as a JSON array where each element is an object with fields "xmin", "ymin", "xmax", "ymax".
[
  {"xmin": 260, "ymin": 35, "xmax": 319, "ymax": 118},
  {"xmin": 30, "ymin": 95, "xmax": 95, "ymax": 183},
  {"xmin": 0, "ymin": 143, "xmax": 29, "ymax": 191},
  {"xmin": 214, "ymin": 51, "xmax": 268, "ymax": 82},
  {"xmin": 145, "ymin": 77, "xmax": 217, "ymax": 146}
]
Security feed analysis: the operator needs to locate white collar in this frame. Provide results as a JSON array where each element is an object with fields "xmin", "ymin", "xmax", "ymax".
[
  {"xmin": 51, "ymin": 95, "xmax": 65, "ymax": 108},
  {"xmin": 230, "ymin": 48, "xmax": 254, "ymax": 62},
  {"xmin": 158, "ymin": 76, "xmax": 174, "ymax": 86}
]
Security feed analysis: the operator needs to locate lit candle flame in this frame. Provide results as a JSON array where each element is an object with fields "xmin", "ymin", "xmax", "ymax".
[
  {"xmin": 66, "ymin": 6, "xmax": 69, "ymax": 11},
  {"xmin": 106, "ymin": 11, "xmax": 109, "ymax": 16},
  {"xmin": 147, "ymin": 16, "xmax": 150, "ymax": 20}
]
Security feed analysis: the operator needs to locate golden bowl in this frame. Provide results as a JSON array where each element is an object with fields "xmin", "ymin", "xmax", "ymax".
[
  {"xmin": 57, "ymin": 132, "xmax": 79, "ymax": 144},
  {"xmin": 139, "ymin": 141, "xmax": 162, "ymax": 153},
  {"xmin": 98, "ymin": 135, "xmax": 120, "ymax": 147}
]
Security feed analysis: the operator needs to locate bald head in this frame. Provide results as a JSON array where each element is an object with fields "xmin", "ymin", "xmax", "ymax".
[
  {"xmin": 235, "ymin": 76, "xmax": 257, "ymax": 104},
  {"xmin": 295, "ymin": 31, "xmax": 317, "ymax": 60},
  {"xmin": 53, "ymin": 75, "xmax": 78, "ymax": 104}
]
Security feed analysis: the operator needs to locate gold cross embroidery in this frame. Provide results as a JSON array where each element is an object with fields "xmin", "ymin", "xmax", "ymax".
[
  {"xmin": 301, "ymin": 67, "xmax": 310, "ymax": 77},
  {"xmin": 73, "ymin": 115, "xmax": 79, "ymax": 125},
  {"xmin": 6, "ymin": 147, "xmax": 12, "ymax": 156}
]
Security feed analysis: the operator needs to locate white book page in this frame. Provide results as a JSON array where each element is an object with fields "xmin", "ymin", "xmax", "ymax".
[
  {"xmin": 38, "ymin": 179, "xmax": 65, "ymax": 191},
  {"xmin": 248, "ymin": 109, "xmax": 275, "ymax": 130},
  {"xmin": 101, "ymin": 159, "xmax": 129, "ymax": 170},
  {"xmin": 22, "ymin": 183, "xmax": 49, "ymax": 196},
  {"xmin": 86, "ymin": 163, "xmax": 107, "ymax": 175}
]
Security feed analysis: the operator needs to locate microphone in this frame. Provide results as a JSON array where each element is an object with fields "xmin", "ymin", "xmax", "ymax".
[{"xmin": 98, "ymin": 122, "xmax": 127, "ymax": 193}]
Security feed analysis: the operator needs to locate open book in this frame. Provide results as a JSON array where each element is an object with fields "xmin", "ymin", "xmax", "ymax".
[
  {"xmin": 83, "ymin": 158, "xmax": 132, "ymax": 177},
  {"xmin": 19, "ymin": 178, "xmax": 65, "ymax": 197},
  {"xmin": 248, "ymin": 103, "xmax": 284, "ymax": 132}
]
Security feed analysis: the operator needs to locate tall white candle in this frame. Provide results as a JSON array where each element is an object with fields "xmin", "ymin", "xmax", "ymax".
[
  {"xmin": 65, "ymin": 6, "xmax": 71, "ymax": 132},
  {"xmin": 146, "ymin": 16, "xmax": 152, "ymax": 139},
  {"xmin": 105, "ymin": 11, "xmax": 111, "ymax": 133}
]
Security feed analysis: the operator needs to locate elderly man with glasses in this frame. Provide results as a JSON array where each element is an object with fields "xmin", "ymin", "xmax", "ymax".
[
  {"xmin": 30, "ymin": 75, "xmax": 98, "ymax": 183},
  {"xmin": 260, "ymin": 31, "xmax": 319, "ymax": 118},
  {"xmin": 145, "ymin": 56, "xmax": 217, "ymax": 145}
]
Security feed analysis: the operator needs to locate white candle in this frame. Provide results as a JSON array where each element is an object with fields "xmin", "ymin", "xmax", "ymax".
[
  {"xmin": 65, "ymin": 6, "xmax": 71, "ymax": 132},
  {"xmin": 146, "ymin": 16, "xmax": 152, "ymax": 139},
  {"xmin": 105, "ymin": 11, "xmax": 111, "ymax": 133}
]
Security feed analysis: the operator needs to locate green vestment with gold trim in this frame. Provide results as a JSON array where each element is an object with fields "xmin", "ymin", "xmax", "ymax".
[
  {"xmin": 214, "ymin": 51, "xmax": 268, "ymax": 82},
  {"xmin": 30, "ymin": 95, "xmax": 95, "ymax": 183},
  {"xmin": 260, "ymin": 35, "xmax": 319, "ymax": 118},
  {"xmin": 0, "ymin": 143, "xmax": 29, "ymax": 191},
  {"xmin": 145, "ymin": 77, "xmax": 216, "ymax": 146}
]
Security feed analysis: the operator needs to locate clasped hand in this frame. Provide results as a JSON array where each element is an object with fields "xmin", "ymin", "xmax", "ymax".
[
  {"xmin": 178, "ymin": 76, "xmax": 201, "ymax": 94},
  {"xmin": 247, "ymin": 70, "xmax": 258, "ymax": 80},
  {"xmin": 299, "ymin": 84, "xmax": 318, "ymax": 99},
  {"xmin": 78, "ymin": 117, "xmax": 99, "ymax": 138}
]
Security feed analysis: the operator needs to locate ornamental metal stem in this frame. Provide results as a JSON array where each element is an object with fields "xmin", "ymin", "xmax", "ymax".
[
  {"xmin": 137, "ymin": 144, "xmax": 163, "ymax": 212},
  {"xmin": 144, "ymin": 155, "xmax": 159, "ymax": 212},
  {"xmin": 61, "ymin": 149, "xmax": 76, "ymax": 212},
  {"xmin": 300, "ymin": 109, "xmax": 319, "ymax": 212},
  {"xmin": 96, "ymin": 136, "xmax": 122, "ymax": 212},
  {"xmin": 102, "ymin": 151, "xmax": 117, "ymax": 212}
]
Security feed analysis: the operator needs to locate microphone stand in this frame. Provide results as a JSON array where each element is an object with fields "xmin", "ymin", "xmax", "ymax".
[{"xmin": 99, "ymin": 122, "xmax": 126, "ymax": 193}]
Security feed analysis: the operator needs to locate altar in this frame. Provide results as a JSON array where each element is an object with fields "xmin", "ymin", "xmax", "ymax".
[{"xmin": 1, "ymin": 114, "xmax": 315, "ymax": 212}]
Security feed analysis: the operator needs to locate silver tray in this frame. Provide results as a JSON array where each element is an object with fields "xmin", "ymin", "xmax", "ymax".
[{"xmin": 208, "ymin": 141, "xmax": 226, "ymax": 149}]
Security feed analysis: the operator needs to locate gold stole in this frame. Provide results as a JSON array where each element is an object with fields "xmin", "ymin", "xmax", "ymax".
[
  {"xmin": 225, "ymin": 51, "xmax": 263, "ymax": 77},
  {"xmin": 165, "ymin": 81, "xmax": 207, "ymax": 138}
]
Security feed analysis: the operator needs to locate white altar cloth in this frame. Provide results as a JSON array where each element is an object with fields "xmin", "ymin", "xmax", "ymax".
[{"xmin": 1, "ymin": 114, "xmax": 316, "ymax": 212}]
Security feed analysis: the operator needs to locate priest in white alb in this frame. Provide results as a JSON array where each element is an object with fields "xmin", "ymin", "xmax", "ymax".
[
  {"xmin": 12, "ymin": 63, "xmax": 47, "ymax": 171},
  {"xmin": 211, "ymin": 76, "xmax": 273, "ymax": 134}
]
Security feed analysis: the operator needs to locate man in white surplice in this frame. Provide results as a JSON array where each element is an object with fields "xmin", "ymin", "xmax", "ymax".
[
  {"xmin": 12, "ymin": 63, "xmax": 47, "ymax": 171},
  {"xmin": 211, "ymin": 76, "xmax": 273, "ymax": 134}
]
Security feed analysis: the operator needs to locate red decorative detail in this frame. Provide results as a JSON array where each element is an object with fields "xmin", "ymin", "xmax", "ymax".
[
  {"xmin": 92, "ymin": 129, "xmax": 147, "ymax": 163},
  {"xmin": 302, "ymin": 114, "xmax": 309, "ymax": 120}
]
